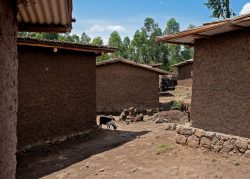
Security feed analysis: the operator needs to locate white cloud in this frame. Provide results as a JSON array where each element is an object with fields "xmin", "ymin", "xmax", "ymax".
[
  {"xmin": 89, "ymin": 25, "xmax": 106, "ymax": 32},
  {"xmin": 159, "ymin": 1, "xmax": 169, "ymax": 6},
  {"xmin": 88, "ymin": 24, "xmax": 125, "ymax": 33},
  {"xmin": 240, "ymin": 3, "xmax": 250, "ymax": 15},
  {"xmin": 106, "ymin": 25, "xmax": 125, "ymax": 32}
]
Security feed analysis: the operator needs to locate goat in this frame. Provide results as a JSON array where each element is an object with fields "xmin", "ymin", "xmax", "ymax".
[{"xmin": 99, "ymin": 115, "xmax": 117, "ymax": 130}]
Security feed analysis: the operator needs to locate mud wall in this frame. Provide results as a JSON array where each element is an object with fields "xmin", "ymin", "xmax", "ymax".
[
  {"xmin": 177, "ymin": 63, "xmax": 193, "ymax": 87},
  {"xmin": 0, "ymin": 1, "xmax": 18, "ymax": 178},
  {"xmin": 96, "ymin": 63, "xmax": 160, "ymax": 113},
  {"xmin": 17, "ymin": 46, "xmax": 96, "ymax": 149},
  {"xmin": 192, "ymin": 30, "xmax": 250, "ymax": 138}
]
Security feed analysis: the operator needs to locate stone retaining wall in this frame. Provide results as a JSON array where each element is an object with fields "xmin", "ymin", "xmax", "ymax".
[{"xmin": 175, "ymin": 125, "xmax": 250, "ymax": 158}]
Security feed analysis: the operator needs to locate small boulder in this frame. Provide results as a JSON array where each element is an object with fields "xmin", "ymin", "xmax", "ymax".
[
  {"xmin": 200, "ymin": 137, "xmax": 212, "ymax": 149},
  {"xmin": 221, "ymin": 140, "xmax": 234, "ymax": 153},
  {"xmin": 135, "ymin": 113, "xmax": 144, "ymax": 122},
  {"xmin": 204, "ymin": 131, "xmax": 215, "ymax": 139},
  {"xmin": 235, "ymin": 139, "xmax": 248, "ymax": 153},
  {"xmin": 194, "ymin": 129, "xmax": 204, "ymax": 138},
  {"xmin": 177, "ymin": 126, "xmax": 194, "ymax": 136},
  {"xmin": 128, "ymin": 107, "xmax": 135, "ymax": 116},
  {"xmin": 219, "ymin": 134, "xmax": 231, "ymax": 141},
  {"xmin": 175, "ymin": 134, "xmax": 187, "ymax": 145},
  {"xmin": 243, "ymin": 150, "xmax": 250, "ymax": 158},
  {"xmin": 155, "ymin": 118, "xmax": 165, "ymax": 124},
  {"xmin": 187, "ymin": 135, "xmax": 200, "ymax": 148},
  {"xmin": 165, "ymin": 123, "xmax": 177, "ymax": 130}
]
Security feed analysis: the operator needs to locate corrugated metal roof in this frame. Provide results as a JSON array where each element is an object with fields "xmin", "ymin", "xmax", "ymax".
[
  {"xmin": 97, "ymin": 59, "xmax": 170, "ymax": 75},
  {"xmin": 17, "ymin": 0, "xmax": 73, "ymax": 32},
  {"xmin": 156, "ymin": 14, "xmax": 250, "ymax": 45}
]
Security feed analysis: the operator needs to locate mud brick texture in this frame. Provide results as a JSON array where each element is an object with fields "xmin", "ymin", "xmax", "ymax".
[
  {"xmin": 17, "ymin": 46, "xmax": 96, "ymax": 149},
  {"xmin": 177, "ymin": 63, "xmax": 193, "ymax": 87},
  {"xmin": 0, "ymin": 1, "xmax": 18, "ymax": 178},
  {"xmin": 191, "ymin": 30, "xmax": 250, "ymax": 138},
  {"xmin": 96, "ymin": 62, "xmax": 160, "ymax": 113}
]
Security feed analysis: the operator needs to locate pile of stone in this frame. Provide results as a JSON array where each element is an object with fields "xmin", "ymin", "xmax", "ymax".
[
  {"xmin": 119, "ymin": 107, "xmax": 144, "ymax": 123},
  {"xmin": 175, "ymin": 125, "xmax": 250, "ymax": 158}
]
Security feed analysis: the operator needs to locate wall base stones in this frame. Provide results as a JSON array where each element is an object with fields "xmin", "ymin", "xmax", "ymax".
[
  {"xmin": 175, "ymin": 125, "xmax": 250, "ymax": 158},
  {"xmin": 17, "ymin": 129, "xmax": 95, "ymax": 154}
]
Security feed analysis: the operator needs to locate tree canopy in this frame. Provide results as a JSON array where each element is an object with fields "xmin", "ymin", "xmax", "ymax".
[
  {"xmin": 205, "ymin": 0, "xmax": 235, "ymax": 19},
  {"xmin": 18, "ymin": 17, "xmax": 194, "ymax": 71}
]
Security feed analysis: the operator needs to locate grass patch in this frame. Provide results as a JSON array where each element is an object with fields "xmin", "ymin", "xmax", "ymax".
[{"xmin": 156, "ymin": 143, "xmax": 176, "ymax": 154}]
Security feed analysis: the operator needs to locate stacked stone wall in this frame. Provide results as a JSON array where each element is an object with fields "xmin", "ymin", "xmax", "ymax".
[{"xmin": 175, "ymin": 125, "xmax": 250, "ymax": 158}]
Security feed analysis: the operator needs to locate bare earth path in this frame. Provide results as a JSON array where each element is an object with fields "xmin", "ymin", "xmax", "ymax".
[{"xmin": 17, "ymin": 119, "xmax": 250, "ymax": 179}]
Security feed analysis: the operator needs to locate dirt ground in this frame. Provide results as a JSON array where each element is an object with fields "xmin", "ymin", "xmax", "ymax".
[
  {"xmin": 160, "ymin": 86, "xmax": 192, "ymax": 107},
  {"xmin": 17, "ymin": 116, "xmax": 250, "ymax": 179}
]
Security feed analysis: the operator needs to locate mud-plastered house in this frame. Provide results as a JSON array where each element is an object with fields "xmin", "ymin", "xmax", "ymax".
[
  {"xmin": 96, "ymin": 59, "xmax": 169, "ymax": 113},
  {"xmin": 0, "ymin": 1, "xmax": 73, "ymax": 178},
  {"xmin": 17, "ymin": 37, "xmax": 116, "ymax": 149},
  {"xmin": 157, "ymin": 14, "xmax": 250, "ymax": 138},
  {"xmin": 172, "ymin": 59, "xmax": 193, "ymax": 88}
]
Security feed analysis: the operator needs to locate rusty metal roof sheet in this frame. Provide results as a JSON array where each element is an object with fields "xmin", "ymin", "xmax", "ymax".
[
  {"xmin": 96, "ymin": 59, "xmax": 170, "ymax": 75},
  {"xmin": 156, "ymin": 14, "xmax": 250, "ymax": 45},
  {"xmin": 17, "ymin": 0, "xmax": 73, "ymax": 32},
  {"xmin": 17, "ymin": 37, "xmax": 117, "ymax": 55}
]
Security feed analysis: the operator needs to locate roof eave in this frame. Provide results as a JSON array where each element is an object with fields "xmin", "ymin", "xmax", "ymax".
[
  {"xmin": 17, "ymin": 38, "xmax": 117, "ymax": 55},
  {"xmin": 18, "ymin": 23, "xmax": 72, "ymax": 33},
  {"xmin": 156, "ymin": 14, "xmax": 250, "ymax": 45}
]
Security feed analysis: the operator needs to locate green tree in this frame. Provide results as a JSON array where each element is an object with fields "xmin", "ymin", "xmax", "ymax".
[
  {"xmin": 80, "ymin": 32, "xmax": 91, "ymax": 44},
  {"xmin": 120, "ymin": 36, "xmax": 132, "ymax": 59},
  {"xmin": 180, "ymin": 24, "xmax": 195, "ymax": 61},
  {"xmin": 91, "ymin": 36, "xmax": 109, "ymax": 62},
  {"xmin": 205, "ymin": 0, "xmax": 235, "ymax": 19},
  {"xmin": 108, "ymin": 31, "xmax": 122, "ymax": 58},
  {"xmin": 40, "ymin": 33, "xmax": 59, "ymax": 40},
  {"xmin": 164, "ymin": 18, "xmax": 180, "ymax": 35},
  {"xmin": 91, "ymin": 37, "xmax": 104, "ymax": 46},
  {"xmin": 165, "ymin": 18, "xmax": 182, "ymax": 65},
  {"xmin": 57, "ymin": 33, "xmax": 80, "ymax": 43},
  {"xmin": 130, "ymin": 17, "xmax": 170, "ymax": 69}
]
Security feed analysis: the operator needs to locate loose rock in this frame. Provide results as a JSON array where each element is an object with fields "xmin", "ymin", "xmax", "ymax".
[
  {"xmin": 243, "ymin": 150, "xmax": 250, "ymax": 158},
  {"xmin": 221, "ymin": 140, "xmax": 234, "ymax": 153},
  {"xmin": 235, "ymin": 139, "xmax": 248, "ymax": 153},
  {"xmin": 187, "ymin": 135, "xmax": 200, "ymax": 148},
  {"xmin": 200, "ymin": 137, "xmax": 212, "ymax": 149},
  {"xmin": 175, "ymin": 134, "xmax": 187, "ymax": 145},
  {"xmin": 194, "ymin": 129, "xmax": 204, "ymax": 138},
  {"xmin": 165, "ymin": 123, "xmax": 177, "ymax": 130},
  {"xmin": 204, "ymin": 131, "xmax": 215, "ymax": 139},
  {"xmin": 176, "ymin": 126, "xmax": 194, "ymax": 136}
]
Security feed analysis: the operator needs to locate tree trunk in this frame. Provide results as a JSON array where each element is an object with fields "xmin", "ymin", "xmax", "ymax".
[{"xmin": 225, "ymin": 0, "xmax": 230, "ymax": 18}]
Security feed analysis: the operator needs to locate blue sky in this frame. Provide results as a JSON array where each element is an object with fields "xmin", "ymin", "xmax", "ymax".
[{"xmin": 71, "ymin": 0, "xmax": 250, "ymax": 44}]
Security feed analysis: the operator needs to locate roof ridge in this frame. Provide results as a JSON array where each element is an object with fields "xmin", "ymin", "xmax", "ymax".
[{"xmin": 96, "ymin": 59, "xmax": 170, "ymax": 75}]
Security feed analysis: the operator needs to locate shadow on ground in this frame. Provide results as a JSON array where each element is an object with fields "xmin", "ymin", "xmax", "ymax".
[
  {"xmin": 16, "ymin": 129, "xmax": 150, "ymax": 179},
  {"xmin": 159, "ymin": 92, "xmax": 175, "ymax": 97}
]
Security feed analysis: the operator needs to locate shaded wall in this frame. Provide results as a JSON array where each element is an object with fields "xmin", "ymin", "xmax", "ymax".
[
  {"xmin": 0, "ymin": 1, "xmax": 18, "ymax": 178},
  {"xmin": 177, "ymin": 63, "xmax": 193, "ymax": 87},
  {"xmin": 96, "ymin": 63, "xmax": 160, "ymax": 113},
  {"xmin": 17, "ymin": 46, "xmax": 96, "ymax": 149},
  {"xmin": 191, "ymin": 30, "xmax": 250, "ymax": 137}
]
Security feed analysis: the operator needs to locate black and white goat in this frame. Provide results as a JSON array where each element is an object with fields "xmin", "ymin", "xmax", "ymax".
[{"xmin": 99, "ymin": 115, "xmax": 117, "ymax": 130}]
